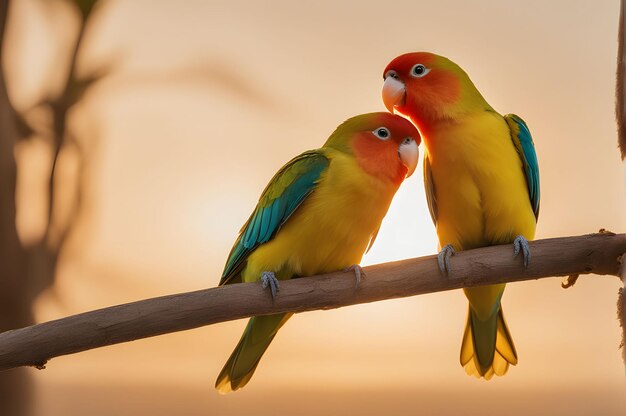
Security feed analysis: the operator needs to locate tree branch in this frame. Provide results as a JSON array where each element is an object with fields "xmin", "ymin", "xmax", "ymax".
[
  {"xmin": 618, "ymin": 0, "xmax": 626, "ymax": 159},
  {"xmin": 615, "ymin": 0, "xmax": 626, "ymax": 367},
  {"xmin": 0, "ymin": 232, "xmax": 624, "ymax": 372},
  {"xmin": 619, "ymin": 255, "xmax": 625, "ymax": 366}
]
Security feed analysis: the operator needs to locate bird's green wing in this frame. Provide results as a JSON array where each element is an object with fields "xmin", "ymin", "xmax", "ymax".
[
  {"xmin": 424, "ymin": 153, "xmax": 438, "ymax": 226},
  {"xmin": 219, "ymin": 150, "xmax": 330, "ymax": 285},
  {"xmin": 364, "ymin": 227, "xmax": 380, "ymax": 254},
  {"xmin": 504, "ymin": 114, "xmax": 540, "ymax": 219}
]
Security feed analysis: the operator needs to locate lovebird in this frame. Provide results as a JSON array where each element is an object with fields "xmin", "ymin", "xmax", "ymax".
[
  {"xmin": 382, "ymin": 52, "xmax": 540, "ymax": 379},
  {"xmin": 215, "ymin": 112, "xmax": 420, "ymax": 393}
]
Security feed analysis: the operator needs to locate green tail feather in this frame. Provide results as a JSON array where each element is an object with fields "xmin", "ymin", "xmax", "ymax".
[
  {"xmin": 461, "ymin": 306, "xmax": 518, "ymax": 378},
  {"xmin": 215, "ymin": 313, "xmax": 292, "ymax": 393},
  {"xmin": 469, "ymin": 307, "xmax": 499, "ymax": 374}
]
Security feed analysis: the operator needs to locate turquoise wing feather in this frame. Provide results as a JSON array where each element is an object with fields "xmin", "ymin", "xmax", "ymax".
[
  {"xmin": 220, "ymin": 150, "xmax": 329, "ymax": 285},
  {"xmin": 504, "ymin": 114, "xmax": 540, "ymax": 219},
  {"xmin": 423, "ymin": 153, "xmax": 438, "ymax": 226}
]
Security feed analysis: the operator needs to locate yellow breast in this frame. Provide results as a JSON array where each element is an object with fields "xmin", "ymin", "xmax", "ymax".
[
  {"xmin": 425, "ymin": 111, "xmax": 536, "ymax": 250},
  {"xmin": 242, "ymin": 150, "xmax": 399, "ymax": 282}
]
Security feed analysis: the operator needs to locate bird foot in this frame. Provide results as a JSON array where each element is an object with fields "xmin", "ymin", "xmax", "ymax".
[
  {"xmin": 513, "ymin": 235, "xmax": 531, "ymax": 269},
  {"xmin": 261, "ymin": 271, "xmax": 280, "ymax": 299},
  {"xmin": 344, "ymin": 264, "xmax": 366, "ymax": 288},
  {"xmin": 437, "ymin": 244, "xmax": 455, "ymax": 274}
]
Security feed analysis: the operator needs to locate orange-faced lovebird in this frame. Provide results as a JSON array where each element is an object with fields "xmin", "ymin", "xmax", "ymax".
[
  {"xmin": 215, "ymin": 112, "xmax": 420, "ymax": 393},
  {"xmin": 382, "ymin": 52, "xmax": 540, "ymax": 379}
]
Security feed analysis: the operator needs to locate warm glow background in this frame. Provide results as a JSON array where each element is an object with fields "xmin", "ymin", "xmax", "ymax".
[{"xmin": 5, "ymin": 0, "xmax": 626, "ymax": 414}]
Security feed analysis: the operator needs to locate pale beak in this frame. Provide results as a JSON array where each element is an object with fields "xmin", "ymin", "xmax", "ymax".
[
  {"xmin": 398, "ymin": 137, "xmax": 419, "ymax": 178},
  {"xmin": 382, "ymin": 76, "xmax": 406, "ymax": 113}
]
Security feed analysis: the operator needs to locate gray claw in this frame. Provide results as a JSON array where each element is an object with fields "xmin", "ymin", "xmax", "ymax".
[
  {"xmin": 513, "ymin": 235, "xmax": 531, "ymax": 269},
  {"xmin": 437, "ymin": 244, "xmax": 455, "ymax": 274},
  {"xmin": 344, "ymin": 265, "xmax": 365, "ymax": 288},
  {"xmin": 261, "ymin": 271, "xmax": 279, "ymax": 299}
]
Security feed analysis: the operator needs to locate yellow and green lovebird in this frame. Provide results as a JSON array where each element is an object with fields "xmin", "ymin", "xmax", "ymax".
[
  {"xmin": 215, "ymin": 112, "xmax": 420, "ymax": 393},
  {"xmin": 382, "ymin": 52, "xmax": 540, "ymax": 379}
]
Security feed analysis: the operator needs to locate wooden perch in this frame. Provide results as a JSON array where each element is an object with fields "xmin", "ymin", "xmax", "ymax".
[{"xmin": 0, "ymin": 232, "xmax": 624, "ymax": 372}]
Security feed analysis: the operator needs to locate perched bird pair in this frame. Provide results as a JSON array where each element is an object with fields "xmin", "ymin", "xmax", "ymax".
[{"xmin": 215, "ymin": 52, "xmax": 540, "ymax": 393}]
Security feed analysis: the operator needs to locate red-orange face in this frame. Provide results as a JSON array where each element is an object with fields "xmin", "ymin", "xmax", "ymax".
[
  {"xmin": 382, "ymin": 52, "xmax": 462, "ymax": 127},
  {"xmin": 348, "ymin": 113, "xmax": 420, "ymax": 184}
]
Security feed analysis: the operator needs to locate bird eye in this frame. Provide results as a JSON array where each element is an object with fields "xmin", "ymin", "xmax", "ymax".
[
  {"xmin": 384, "ymin": 70, "xmax": 398, "ymax": 80},
  {"xmin": 410, "ymin": 64, "xmax": 430, "ymax": 78},
  {"xmin": 373, "ymin": 127, "xmax": 391, "ymax": 140}
]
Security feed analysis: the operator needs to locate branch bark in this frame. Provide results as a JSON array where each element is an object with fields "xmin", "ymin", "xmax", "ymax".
[
  {"xmin": 616, "ymin": 0, "xmax": 626, "ymax": 367},
  {"xmin": 0, "ymin": 232, "xmax": 624, "ymax": 372},
  {"xmin": 619, "ymin": 256, "xmax": 625, "ymax": 366},
  {"xmin": 618, "ymin": 0, "xmax": 626, "ymax": 159}
]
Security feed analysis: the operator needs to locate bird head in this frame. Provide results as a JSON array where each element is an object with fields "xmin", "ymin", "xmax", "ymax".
[
  {"xmin": 382, "ymin": 52, "xmax": 491, "ymax": 130},
  {"xmin": 325, "ymin": 112, "xmax": 420, "ymax": 184}
]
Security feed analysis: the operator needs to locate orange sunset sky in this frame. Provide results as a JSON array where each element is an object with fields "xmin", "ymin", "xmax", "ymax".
[{"xmin": 4, "ymin": 0, "xmax": 626, "ymax": 414}]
